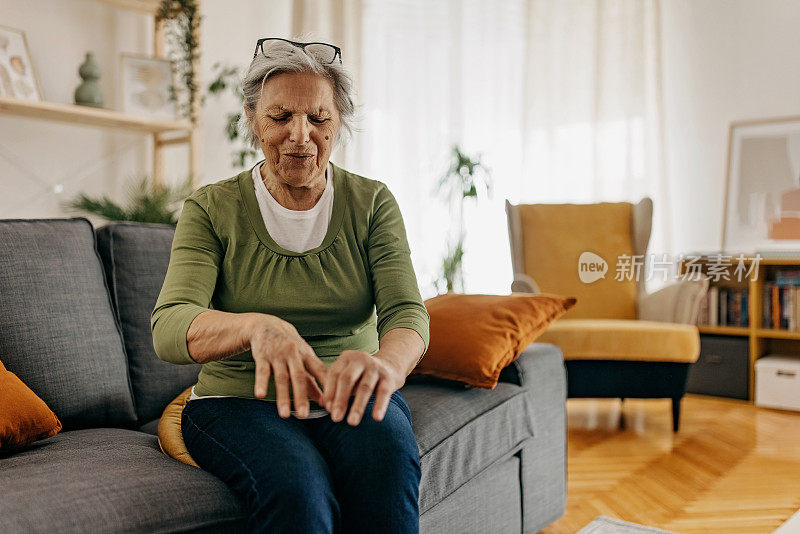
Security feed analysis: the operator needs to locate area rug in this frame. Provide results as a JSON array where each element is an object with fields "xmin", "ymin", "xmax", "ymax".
[{"xmin": 577, "ymin": 516, "xmax": 682, "ymax": 534}]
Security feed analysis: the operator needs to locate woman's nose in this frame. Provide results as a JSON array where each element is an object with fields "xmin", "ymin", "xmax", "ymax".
[{"xmin": 288, "ymin": 116, "xmax": 311, "ymax": 144}]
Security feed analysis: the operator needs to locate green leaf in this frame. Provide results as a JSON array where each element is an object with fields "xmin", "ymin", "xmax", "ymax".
[{"xmin": 61, "ymin": 174, "xmax": 193, "ymax": 226}]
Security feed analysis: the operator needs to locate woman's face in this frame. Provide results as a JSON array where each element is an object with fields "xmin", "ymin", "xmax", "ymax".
[{"xmin": 246, "ymin": 71, "xmax": 340, "ymax": 187}]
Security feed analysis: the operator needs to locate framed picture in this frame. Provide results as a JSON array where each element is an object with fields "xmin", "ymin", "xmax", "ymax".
[
  {"xmin": 120, "ymin": 53, "xmax": 178, "ymax": 120},
  {"xmin": 722, "ymin": 116, "xmax": 800, "ymax": 255},
  {"xmin": 0, "ymin": 24, "xmax": 43, "ymax": 101}
]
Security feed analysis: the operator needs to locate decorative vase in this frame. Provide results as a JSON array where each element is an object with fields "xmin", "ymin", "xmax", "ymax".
[{"xmin": 74, "ymin": 52, "xmax": 104, "ymax": 108}]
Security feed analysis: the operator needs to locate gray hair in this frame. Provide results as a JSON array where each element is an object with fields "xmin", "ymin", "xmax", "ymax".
[{"xmin": 237, "ymin": 38, "xmax": 357, "ymax": 152}]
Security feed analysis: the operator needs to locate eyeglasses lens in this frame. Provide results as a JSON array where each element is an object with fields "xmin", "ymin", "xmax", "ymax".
[
  {"xmin": 304, "ymin": 43, "xmax": 338, "ymax": 64},
  {"xmin": 259, "ymin": 39, "xmax": 339, "ymax": 64},
  {"xmin": 261, "ymin": 39, "xmax": 296, "ymax": 56}
]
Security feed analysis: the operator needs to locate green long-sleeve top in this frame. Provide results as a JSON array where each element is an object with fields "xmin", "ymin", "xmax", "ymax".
[{"xmin": 150, "ymin": 160, "xmax": 430, "ymax": 402}]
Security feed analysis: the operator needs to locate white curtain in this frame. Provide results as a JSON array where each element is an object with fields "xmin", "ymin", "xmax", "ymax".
[
  {"xmin": 290, "ymin": 0, "xmax": 364, "ymax": 171},
  {"xmin": 297, "ymin": 0, "xmax": 667, "ymax": 298}
]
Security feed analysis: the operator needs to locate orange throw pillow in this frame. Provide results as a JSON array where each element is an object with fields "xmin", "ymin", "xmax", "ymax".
[
  {"xmin": 414, "ymin": 293, "xmax": 576, "ymax": 388},
  {"xmin": 0, "ymin": 359, "xmax": 62, "ymax": 452}
]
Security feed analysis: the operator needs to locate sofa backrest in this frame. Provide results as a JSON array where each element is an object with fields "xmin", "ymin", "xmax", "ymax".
[
  {"xmin": 95, "ymin": 221, "xmax": 200, "ymax": 423},
  {"xmin": 0, "ymin": 218, "xmax": 138, "ymax": 430}
]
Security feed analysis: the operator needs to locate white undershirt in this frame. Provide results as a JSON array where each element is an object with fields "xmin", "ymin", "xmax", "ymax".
[
  {"xmin": 252, "ymin": 160, "xmax": 335, "ymax": 253},
  {"xmin": 188, "ymin": 160, "xmax": 334, "ymax": 418}
]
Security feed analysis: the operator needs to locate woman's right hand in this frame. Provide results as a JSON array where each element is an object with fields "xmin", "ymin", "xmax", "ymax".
[{"xmin": 247, "ymin": 314, "xmax": 328, "ymax": 419}]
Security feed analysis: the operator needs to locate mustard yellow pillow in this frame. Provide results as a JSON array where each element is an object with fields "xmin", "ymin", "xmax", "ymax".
[
  {"xmin": 157, "ymin": 386, "xmax": 199, "ymax": 468},
  {"xmin": 0, "ymin": 359, "xmax": 62, "ymax": 452},
  {"xmin": 414, "ymin": 293, "xmax": 576, "ymax": 388}
]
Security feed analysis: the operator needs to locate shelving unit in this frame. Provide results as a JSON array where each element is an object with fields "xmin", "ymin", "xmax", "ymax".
[
  {"xmin": 0, "ymin": 96, "xmax": 192, "ymax": 134},
  {"xmin": 0, "ymin": 0, "xmax": 203, "ymax": 188},
  {"xmin": 94, "ymin": 0, "xmax": 161, "ymax": 13},
  {"xmin": 682, "ymin": 256, "xmax": 800, "ymax": 401}
]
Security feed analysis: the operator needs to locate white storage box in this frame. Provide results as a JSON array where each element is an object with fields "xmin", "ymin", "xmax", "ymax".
[{"xmin": 755, "ymin": 355, "xmax": 800, "ymax": 411}]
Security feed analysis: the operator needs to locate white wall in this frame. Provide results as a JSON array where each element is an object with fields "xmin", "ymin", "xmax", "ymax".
[
  {"xmin": 661, "ymin": 0, "xmax": 800, "ymax": 255},
  {"xmin": 3, "ymin": 0, "xmax": 799, "ymax": 261},
  {"xmin": 0, "ymin": 0, "xmax": 292, "ymax": 222}
]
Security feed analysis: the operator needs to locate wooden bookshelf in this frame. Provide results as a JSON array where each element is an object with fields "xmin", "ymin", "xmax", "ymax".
[
  {"xmin": 755, "ymin": 328, "xmax": 800, "ymax": 340},
  {"xmin": 681, "ymin": 256, "xmax": 800, "ymax": 401},
  {"xmin": 0, "ymin": 96, "xmax": 192, "ymax": 134},
  {"xmin": 0, "ymin": 0, "xmax": 203, "ymax": 188},
  {"xmin": 93, "ymin": 0, "xmax": 161, "ymax": 13},
  {"xmin": 698, "ymin": 325, "xmax": 750, "ymax": 336}
]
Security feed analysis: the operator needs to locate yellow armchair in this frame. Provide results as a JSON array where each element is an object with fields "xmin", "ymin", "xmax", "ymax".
[{"xmin": 505, "ymin": 198, "xmax": 707, "ymax": 431}]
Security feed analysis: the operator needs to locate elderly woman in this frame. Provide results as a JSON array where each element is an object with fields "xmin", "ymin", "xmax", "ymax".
[{"xmin": 150, "ymin": 37, "xmax": 429, "ymax": 534}]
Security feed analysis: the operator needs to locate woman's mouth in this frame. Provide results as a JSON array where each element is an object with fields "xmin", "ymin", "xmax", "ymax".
[{"xmin": 286, "ymin": 153, "xmax": 314, "ymax": 160}]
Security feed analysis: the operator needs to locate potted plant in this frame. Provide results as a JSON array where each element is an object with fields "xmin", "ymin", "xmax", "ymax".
[
  {"xmin": 157, "ymin": 0, "xmax": 202, "ymax": 124},
  {"xmin": 435, "ymin": 145, "xmax": 491, "ymax": 293},
  {"xmin": 61, "ymin": 174, "xmax": 193, "ymax": 226}
]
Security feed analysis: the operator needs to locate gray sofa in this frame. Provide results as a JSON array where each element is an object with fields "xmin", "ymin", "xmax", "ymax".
[{"xmin": 0, "ymin": 217, "xmax": 567, "ymax": 533}]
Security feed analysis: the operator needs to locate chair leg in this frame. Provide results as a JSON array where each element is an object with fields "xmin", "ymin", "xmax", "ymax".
[
  {"xmin": 671, "ymin": 397, "xmax": 682, "ymax": 432},
  {"xmin": 619, "ymin": 398, "xmax": 625, "ymax": 430}
]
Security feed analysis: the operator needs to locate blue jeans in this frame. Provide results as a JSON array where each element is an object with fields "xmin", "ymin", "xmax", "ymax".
[{"xmin": 181, "ymin": 390, "xmax": 421, "ymax": 534}]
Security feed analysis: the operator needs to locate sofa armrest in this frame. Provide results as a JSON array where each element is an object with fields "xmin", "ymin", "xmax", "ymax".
[
  {"xmin": 511, "ymin": 273, "xmax": 541, "ymax": 294},
  {"xmin": 498, "ymin": 359, "xmax": 523, "ymax": 386},
  {"xmin": 499, "ymin": 342, "xmax": 566, "ymax": 393},
  {"xmin": 501, "ymin": 342, "xmax": 568, "ymax": 529},
  {"xmin": 637, "ymin": 277, "xmax": 709, "ymax": 324}
]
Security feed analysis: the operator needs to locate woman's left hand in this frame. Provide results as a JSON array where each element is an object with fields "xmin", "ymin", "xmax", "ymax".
[{"xmin": 321, "ymin": 350, "xmax": 405, "ymax": 425}]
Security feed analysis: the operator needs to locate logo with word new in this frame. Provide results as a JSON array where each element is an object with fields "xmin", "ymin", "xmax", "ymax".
[{"xmin": 578, "ymin": 252, "xmax": 607, "ymax": 283}]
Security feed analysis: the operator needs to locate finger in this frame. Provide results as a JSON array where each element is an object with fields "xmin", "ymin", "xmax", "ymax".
[
  {"xmin": 331, "ymin": 363, "xmax": 362, "ymax": 423},
  {"xmin": 254, "ymin": 355, "xmax": 271, "ymax": 399},
  {"xmin": 372, "ymin": 381, "xmax": 394, "ymax": 422},
  {"xmin": 321, "ymin": 361, "xmax": 341, "ymax": 410},
  {"xmin": 347, "ymin": 371, "xmax": 379, "ymax": 426},
  {"xmin": 305, "ymin": 355, "xmax": 328, "ymax": 386},
  {"xmin": 272, "ymin": 362, "xmax": 292, "ymax": 419},
  {"xmin": 288, "ymin": 359, "xmax": 309, "ymax": 418},
  {"xmin": 303, "ymin": 352, "xmax": 328, "ymax": 389},
  {"xmin": 305, "ymin": 373, "xmax": 324, "ymax": 404}
]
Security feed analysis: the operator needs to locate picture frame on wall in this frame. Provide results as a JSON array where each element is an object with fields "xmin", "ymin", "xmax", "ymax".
[
  {"xmin": 0, "ymin": 24, "xmax": 43, "ymax": 102},
  {"xmin": 722, "ymin": 116, "xmax": 800, "ymax": 255},
  {"xmin": 120, "ymin": 53, "xmax": 178, "ymax": 121}
]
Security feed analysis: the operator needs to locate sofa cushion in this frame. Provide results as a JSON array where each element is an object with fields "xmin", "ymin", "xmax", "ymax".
[
  {"xmin": 0, "ymin": 428, "xmax": 246, "ymax": 533},
  {"xmin": 95, "ymin": 222, "xmax": 201, "ymax": 423},
  {"xmin": 538, "ymin": 318, "xmax": 700, "ymax": 363},
  {"xmin": 402, "ymin": 379, "xmax": 535, "ymax": 513},
  {"xmin": 144, "ymin": 378, "xmax": 535, "ymax": 514},
  {"xmin": 0, "ymin": 218, "xmax": 137, "ymax": 429},
  {"xmin": 138, "ymin": 418, "xmax": 160, "ymax": 435}
]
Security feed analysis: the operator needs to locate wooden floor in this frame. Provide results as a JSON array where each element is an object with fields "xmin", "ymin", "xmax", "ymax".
[{"xmin": 541, "ymin": 394, "xmax": 800, "ymax": 534}]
